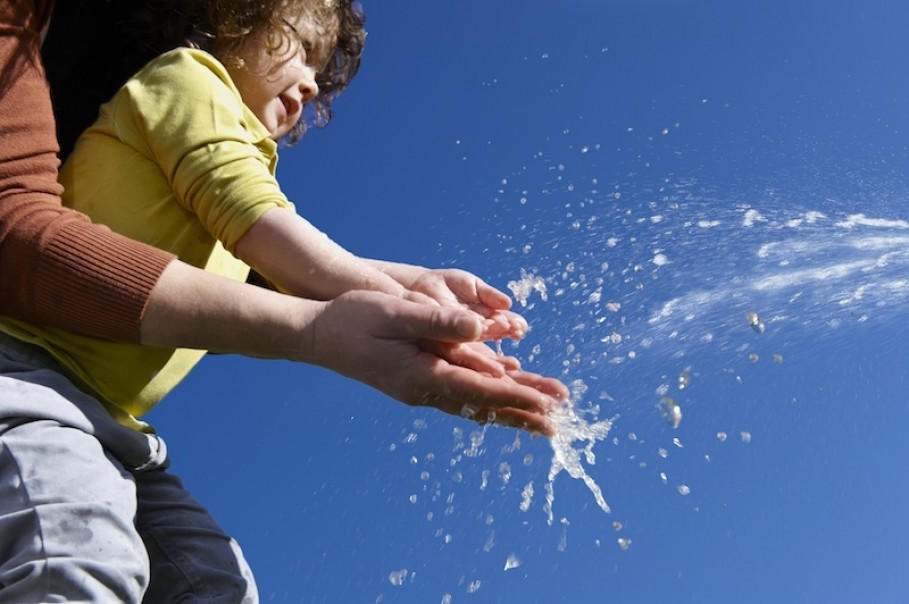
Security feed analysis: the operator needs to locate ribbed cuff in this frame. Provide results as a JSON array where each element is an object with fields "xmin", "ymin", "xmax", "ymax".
[{"xmin": 33, "ymin": 220, "xmax": 176, "ymax": 343}]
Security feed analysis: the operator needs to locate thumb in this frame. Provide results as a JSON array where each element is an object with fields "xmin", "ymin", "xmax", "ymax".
[{"xmin": 417, "ymin": 305, "xmax": 483, "ymax": 342}]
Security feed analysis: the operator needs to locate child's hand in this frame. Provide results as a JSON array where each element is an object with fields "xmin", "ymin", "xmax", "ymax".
[{"xmin": 408, "ymin": 268, "xmax": 528, "ymax": 341}]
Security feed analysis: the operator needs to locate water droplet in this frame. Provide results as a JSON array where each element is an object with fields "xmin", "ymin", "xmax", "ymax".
[
  {"xmin": 658, "ymin": 397, "xmax": 682, "ymax": 428},
  {"xmin": 678, "ymin": 371, "xmax": 691, "ymax": 389},
  {"xmin": 520, "ymin": 481, "xmax": 535, "ymax": 512},
  {"xmin": 744, "ymin": 310, "xmax": 766, "ymax": 334},
  {"xmin": 388, "ymin": 569, "xmax": 408, "ymax": 586}
]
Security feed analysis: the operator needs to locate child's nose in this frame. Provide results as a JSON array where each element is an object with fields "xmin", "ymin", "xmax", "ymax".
[{"xmin": 300, "ymin": 69, "xmax": 319, "ymax": 103}]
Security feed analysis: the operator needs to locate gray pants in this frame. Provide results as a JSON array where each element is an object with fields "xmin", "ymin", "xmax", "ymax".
[{"xmin": 0, "ymin": 336, "xmax": 257, "ymax": 602}]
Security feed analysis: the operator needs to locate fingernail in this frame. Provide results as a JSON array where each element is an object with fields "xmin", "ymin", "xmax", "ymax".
[{"xmin": 456, "ymin": 315, "xmax": 481, "ymax": 338}]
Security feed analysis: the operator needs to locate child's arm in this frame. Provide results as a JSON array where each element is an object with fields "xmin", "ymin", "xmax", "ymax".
[{"xmin": 234, "ymin": 206, "xmax": 416, "ymax": 301}]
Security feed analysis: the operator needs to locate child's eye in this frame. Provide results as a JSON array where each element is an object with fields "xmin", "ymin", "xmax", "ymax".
[
  {"xmin": 281, "ymin": 18, "xmax": 299, "ymax": 35},
  {"xmin": 281, "ymin": 19, "xmax": 313, "ymax": 53}
]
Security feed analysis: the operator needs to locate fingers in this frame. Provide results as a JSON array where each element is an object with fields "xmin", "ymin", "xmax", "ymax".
[
  {"xmin": 474, "ymin": 279, "xmax": 513, "ymax": 311},
  {"xmin": 436, "ymin": 269, "xmax": 512, "ymax": 312},
  {"xmin": 403, "ymin": 289, "xmax": 440, "ymax": 306},
  {"xmin": 408, "ymin": 359, "xmax": 562, "ymax": 420},
  {"xmin": 418, "ymin": 340, "xmax": 507, "ymax": 377},
  {"xmin": 437, "ymin": 404, "xmax": 556, "ymax": 436},
  {"xmin": 472, "ymin": 406, "xmax": 556, "ymax": 437},
  {"xmin": 506, "ymin": 369, "xmax": 571, "ymax": 400}
]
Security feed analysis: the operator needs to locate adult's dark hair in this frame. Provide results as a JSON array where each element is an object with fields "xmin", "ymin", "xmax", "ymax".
[{"xmin": 42, "ymin": 0, "xmax": 165, "ymax": 160}]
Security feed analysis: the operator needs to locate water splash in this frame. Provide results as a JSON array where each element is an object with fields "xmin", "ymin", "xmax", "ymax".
[{"xmin": 543, "ymin": 400, "xmax": 615, "ymax": 524}]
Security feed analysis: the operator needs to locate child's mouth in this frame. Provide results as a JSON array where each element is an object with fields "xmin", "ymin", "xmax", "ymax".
[{"xmin": 280, "ymin": 95, "xmax": 301, "ymax": 122}]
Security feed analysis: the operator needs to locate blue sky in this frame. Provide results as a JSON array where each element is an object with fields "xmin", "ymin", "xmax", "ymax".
[{"xmin": 146, "ymin": 1, "xmax": 909, "ymax": 601}]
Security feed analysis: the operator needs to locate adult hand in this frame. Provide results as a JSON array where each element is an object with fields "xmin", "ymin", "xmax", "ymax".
[{"xmin": 303, "ymin": 290, "xmax": 568, "ymax": 436}]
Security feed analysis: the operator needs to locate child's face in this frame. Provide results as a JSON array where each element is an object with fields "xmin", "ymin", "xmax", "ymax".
[{"xmin": 226, "ymin": 13, "xmax": 336, "ymax": 140}]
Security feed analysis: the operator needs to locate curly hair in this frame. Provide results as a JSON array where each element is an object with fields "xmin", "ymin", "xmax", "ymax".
[{"xmin": 138, "ymin": 0, "xmax": 366, "ymax": 144}]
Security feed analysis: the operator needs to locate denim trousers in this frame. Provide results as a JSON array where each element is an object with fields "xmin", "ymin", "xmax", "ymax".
[{"xmin": 0, "ymin": 335, "xmax": 257, "ymax": 602}]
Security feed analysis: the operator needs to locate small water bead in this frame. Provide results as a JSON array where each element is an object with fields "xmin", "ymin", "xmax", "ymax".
[
  {"xmin": 483, "ymin": 532, "xmax": 495, "ymax": 552},
  {"xmin": 499, "ymin": 462, "xmax": 512, "ymax": 485},
  {"xmin": 678, "ymin": 371, "xmax": 691, "ymax": 389},
  {"xmin": 744, "ymin": 310, "xmax": 766, "ymax": 334},
  {"xmin": 677, "ymin": 484, "xmax": 691, "ymax": 496},
  {"xmin": 520, "ymin": 482, "xmax": 534, "ymax": 512},
  {"xmin": 617, "ymin": 537, "xmax": 632, "ymax": 551},
  {"xmin": 388, "ymin": 569, "xmax": 408, "ymax": 586},
  {"xmin": 658, "ymin": 397, "xmax": 682, "ymax": 429}
]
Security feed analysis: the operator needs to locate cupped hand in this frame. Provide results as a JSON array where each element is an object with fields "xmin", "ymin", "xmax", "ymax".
[
  {"xmin": 408, "ymin": 268, "xmax": 529, "ymax": 341},
  {"xmin": 303, "ymin": 290, "xmax": 568, "ymax": 435}
]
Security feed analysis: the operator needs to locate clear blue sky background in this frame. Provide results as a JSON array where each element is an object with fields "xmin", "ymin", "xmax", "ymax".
[{"xmin": 146, "ymin": 1, "xmax": 909, "ymax": 601}]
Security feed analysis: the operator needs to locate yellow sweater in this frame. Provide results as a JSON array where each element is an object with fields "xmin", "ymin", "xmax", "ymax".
[{"xmin": 0, "ymin": 48, "xmax": 292, "ymax": 430}]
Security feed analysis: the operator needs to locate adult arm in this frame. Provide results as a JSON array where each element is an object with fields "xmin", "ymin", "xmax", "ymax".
[{"xmin": 0, "ymin": 1, "xmax": 174, "ymax": 342}]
